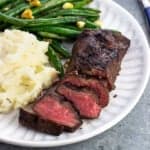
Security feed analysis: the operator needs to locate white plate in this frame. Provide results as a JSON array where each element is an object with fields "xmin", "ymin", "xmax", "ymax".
[{"xmin": 0, "ymin": 0, "xmax": 150, "ymax": 147}]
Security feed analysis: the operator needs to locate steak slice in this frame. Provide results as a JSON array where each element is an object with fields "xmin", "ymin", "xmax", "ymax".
[
  {"xmin": 33, "ymin": 94, "xmax": 82, "ymax": 132},
  {"xmin": 68, "ymin": 29, "xmax": 130, "ymax": 90},
  {"xmin": 61, "ymin": 73, "xmax": 109, "ymax": 107},
  {"xmin": 19, "ymin": 105, "xmax": 64, "ymax": 136},
  {"xmin": 57, "ymin": 85, "xmax": 101, "ymax": 119}
]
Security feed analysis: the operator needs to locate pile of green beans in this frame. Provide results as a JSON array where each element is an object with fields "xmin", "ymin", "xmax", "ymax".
[{"xmin": 0, "ymin": 0, "xmax": 101, "ymax": 76}]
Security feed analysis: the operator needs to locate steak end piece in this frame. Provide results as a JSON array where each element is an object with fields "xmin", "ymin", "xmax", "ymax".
[
  {"xmin": 68, "ymin": 29, "xmax": 130, "ymax": 90},
  {"xmin": 19, "ymin": 105, "xmax": 64, "ymax": 136},
  {"xmin": 57, "ymin": 85, "xmax": 102, "ymax": 119},
  {"xmin": 33, "ymin": 94, "xmax": 82, "ymax": 132}
]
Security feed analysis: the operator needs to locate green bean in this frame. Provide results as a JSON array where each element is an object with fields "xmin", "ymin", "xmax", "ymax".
[
  {"xmin": 38, "ymin": 32, "xmax": 67, "ymax": 40},
  {"xmin": 40, "ymin": 0, "xmax": 50, "ymax": 3},
  {"xmin": 51, "ymin": 40, "xmax": 71, "ymax": 58},
  {"xmin": 0, "ymin": 0, "xmax": 24, "ymax": 29},
  {"xmin": 4, "ymin": 0, "xmax": 51, "ymax": 17},
  {"xmin": 47, "ymin": 45, "xmax": 64, "ymax": 76},
  {"xmin": 3, "ymin": 0, "xmax": 49, "ymax": 16},
  {"xmin": 27, "ymin": 26, "xmax": 81, "ymax": 37},
  {"xmin": 1, "ymin": 3, "xmax": 12, "ymax": 12},
  {"xmin": 5, "ymin": 3, "xmax": 29, "ymax": 16},
  {"xmin": 55, "ymin": 24, "xmax": 82, "ymax": 31},
  {"xmin": 79, "ymin": 8, "xmax": 101, "ymax": 13},
  {"xmin": 36, "ymin": 6, "xmax": 62, "ymax": 18},
  {"xmin": 0, "ymin": 13, "xmax": 83, "ymax": 27},
  {"xmin": 32, "ymin": 0, "xmax": 76, "ymax": 15},
  {"xmin": 44, "ymin": 9, "xmax": 99, "ymax": 18},
  {"xmin": 87, "ymin": 16, "xmax": 99, "ymax": 22},
  {"xmin": 74, "ymin": 0, "xmax": 92, "ymax": 8},
  {"xmin": 85, "ymin": 20, "xmax": 100, "ymax": 29},
  {"xmin": 1, "ymin": 0, "xmax": 22, "ymax": 12},
  {"xmin": 0, "ymin": 0, "xmax": 12, "ymax": 8}
]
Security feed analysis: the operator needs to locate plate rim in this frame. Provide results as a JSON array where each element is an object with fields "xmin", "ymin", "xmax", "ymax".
[{"xmin": 0, "ymin": 0, "xmax": 150, "ymax": 147}]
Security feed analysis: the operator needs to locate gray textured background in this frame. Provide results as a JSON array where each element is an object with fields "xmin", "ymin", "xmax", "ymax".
[{"xmin": 0, "ymin": 0, "xmax": 150, "ymax": 149}]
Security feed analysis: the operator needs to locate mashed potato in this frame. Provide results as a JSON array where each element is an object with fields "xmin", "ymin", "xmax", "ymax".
[{"xmin": 0, "ymin": 30, "xmax": 58, "ymax": 113}]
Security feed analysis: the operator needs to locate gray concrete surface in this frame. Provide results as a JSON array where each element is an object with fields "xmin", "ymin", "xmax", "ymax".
[{"xmin": 0, "ymin": 0, "xmax": 150, "ymax": 150}]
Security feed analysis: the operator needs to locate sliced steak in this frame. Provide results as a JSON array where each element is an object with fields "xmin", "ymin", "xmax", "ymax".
[
  {"xmin": 33, "ymin": 94, "xmax": 82, "ymax": 132},
  {"xmin": 19, "ymin": 105, "xmax": 64, "ymax": 136},
  {"xmin": 61, "ymin": 73, "xmax": 109, "ymax": 107},
  {"xmin": 57, "ymin": 84, "xmax": 101, "ymax": 119},
  {"xmin": 68, "ymin": 29, "xmax": 130, "ymax": 90},
  {"xmin": 19, "ymin": 29, "xmax": 130, "ymax": 135}
]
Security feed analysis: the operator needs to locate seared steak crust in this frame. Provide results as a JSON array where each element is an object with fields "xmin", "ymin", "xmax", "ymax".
[
  {"xmin": 68, "ymin": 30, "xmax": 130, "ymax": 89},
  {"xmin": 19, "ymin": 106, "xmax": 64, "ymax": 136}
]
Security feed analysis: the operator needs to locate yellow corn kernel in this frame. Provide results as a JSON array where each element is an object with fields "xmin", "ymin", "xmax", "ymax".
[
  {"xmin": 62, "ymin": 2, "xmax": 74, "ymax": 9},
  {"xmin": 21, "ymin": 9, "xmax": 34, "ymax": 19},
  {"xmin": 20, "ymin": 75, "xmax": 35, "ymax": 90},
  {"xmin": 94, "ymin": 20, "xmax": 103, "ymax": 27},
  {"xmin": 0, "ymin": 85, "xmax": 6, "ymax": 93},
  {"xmin": 35, "ymin": 65, "xmax": 44, "ymax": 73},
  {"xmin": 76, "ymin": 21, "xmax": 86, "ymax": 29},
  {"xmin": 30, "ymin": 0, "xmax": 41, "ymax": 7}
]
